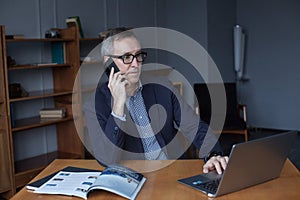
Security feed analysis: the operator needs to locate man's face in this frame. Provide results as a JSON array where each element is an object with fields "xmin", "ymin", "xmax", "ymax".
[{"xmin": 112, "ymin": 37, "xmax": 142, "ymax": 85}]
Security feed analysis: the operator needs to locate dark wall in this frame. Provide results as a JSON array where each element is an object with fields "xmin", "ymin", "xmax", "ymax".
[
  {"xmin": 207, "ymin": 0, "xmax": 236, "ymax": 82},
  {"xmin": 237, "ymin": 0, "xmax": 300, "ymax": 130},
  {"xmin": 1, "ymin": 0, "xmax": 299, "ymax": 161}
]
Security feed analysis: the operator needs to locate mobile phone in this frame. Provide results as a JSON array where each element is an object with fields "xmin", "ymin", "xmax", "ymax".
[{"xmin": 104, "ymin": 57, "xmax": 120, "ymax": 77}]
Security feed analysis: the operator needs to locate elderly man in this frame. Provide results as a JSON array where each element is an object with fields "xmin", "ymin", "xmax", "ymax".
[{"xmin": 85, "ymin": 27, "xmax": 228, "ymax": 174}]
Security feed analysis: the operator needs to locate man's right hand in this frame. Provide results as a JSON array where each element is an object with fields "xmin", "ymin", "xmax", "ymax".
[
  {"xmin": 203, "ymin": 155, "xmax": 229, "ymax": 175},
  {"xmin": 108, "ymin": 67, "xmax": 128, "ymax": 117}
]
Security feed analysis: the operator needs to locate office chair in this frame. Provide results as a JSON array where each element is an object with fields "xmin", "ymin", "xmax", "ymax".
[{"xmin": 193, "ymin": 83, "xmax": 248, "ymax": 141}]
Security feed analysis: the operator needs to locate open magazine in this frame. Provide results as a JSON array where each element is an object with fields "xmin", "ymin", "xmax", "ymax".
[{"xmin": 32, "ymin": 164, "xmax": 146, "ymax": 200}]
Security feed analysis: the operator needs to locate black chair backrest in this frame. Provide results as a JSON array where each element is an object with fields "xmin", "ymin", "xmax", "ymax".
[{"xmin": 193, "ymin": 83, "xmax": 239, "ymax": 128}]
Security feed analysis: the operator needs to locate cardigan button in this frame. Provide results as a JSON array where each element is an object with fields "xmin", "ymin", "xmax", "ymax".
[{"xmin": 113, "ymin": 127, "xmax": 119, "ymax": 136}]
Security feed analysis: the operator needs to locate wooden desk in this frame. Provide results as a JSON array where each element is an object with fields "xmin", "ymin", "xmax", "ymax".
[{"xmin": 11, "ymin": 159, "xmax": 300, "ymax": 200}]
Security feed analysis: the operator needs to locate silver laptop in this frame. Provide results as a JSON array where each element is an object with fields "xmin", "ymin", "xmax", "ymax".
[{"xmin": 178, "ymin": 131, "xmax": 297, "ymax": 197}]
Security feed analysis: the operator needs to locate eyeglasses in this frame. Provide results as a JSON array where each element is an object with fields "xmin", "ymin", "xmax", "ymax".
[{"xmin": 108, "ymin": 52, "xmax": 147, "ymax": 64}]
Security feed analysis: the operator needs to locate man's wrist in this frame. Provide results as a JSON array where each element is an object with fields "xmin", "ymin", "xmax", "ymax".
[
  {"xmin": 111, "ymin": 112, "xmax": 126, "ymax": 121},
  {"xmin": 204, "ymin": 151, "xmax": 223, "ymax": 163}
]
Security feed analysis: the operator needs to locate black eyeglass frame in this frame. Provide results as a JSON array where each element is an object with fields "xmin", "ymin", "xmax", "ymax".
[{"xmin": 108, "ymin": 52, "xmax": 147, "ymax": 64}]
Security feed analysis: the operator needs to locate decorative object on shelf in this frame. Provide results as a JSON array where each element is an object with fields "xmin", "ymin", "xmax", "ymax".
[
  {"xmin": 45, "ymin": 29, "xmax": 61, "ymax": 38},
  {"xmin": 7, "ymin": 56, "xmax": 16, "ymax": 67},
  {"xmin": 8, "ymin": 83, "xmax": 29, "ymax": 99}
]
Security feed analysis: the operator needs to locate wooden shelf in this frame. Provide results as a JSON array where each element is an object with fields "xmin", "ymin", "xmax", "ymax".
[
  {"xmin": 9, "ymin": 89, "xmax": 73, "ymax": 102},
  {"xmin": 6, "ymin": 38, "xmax": 74, "ymax": 43},
  {"xmin": 12, "ymin": 116, "xmax": 73, "ymax": 132},
  {"xmin": 80, "ymin": 60, "xmax": 102, "ymax": 65},
  {"xmin": 79, "ymin": 37, "xmax": 103, "ymax": 41},
  {"xmin": 0, "ymin": 187, "xmax": 11, "ymax": 195},
  {"xmin": 8, "ymin": 63, "xmax": 71, "ymax": 70},
  {"xmin": 14, "ymin": 151, "xmax": 81, "ymax": 174},
  {"xmin": 14, "ymin": 151, "xmax": 81, "ymax": 188}
]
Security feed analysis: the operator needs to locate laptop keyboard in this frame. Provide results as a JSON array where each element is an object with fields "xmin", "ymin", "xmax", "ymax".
[{"xmin": 196, "ymin": 179, "xmax": 220, "ymax": 194}]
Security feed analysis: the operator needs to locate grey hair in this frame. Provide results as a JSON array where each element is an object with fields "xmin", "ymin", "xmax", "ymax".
[
  {"xmin": 100, "ymin": 36, "xmax": 113, "ymax": 58},
  {"xmin": 100, "ymin": 27, "xmax": 137, "ymax": 60}
]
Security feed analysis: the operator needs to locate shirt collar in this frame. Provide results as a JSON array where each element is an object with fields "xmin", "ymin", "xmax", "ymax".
[{"xmin": 127, "ymin": 80, "xmax": 143, "ymax": 98}]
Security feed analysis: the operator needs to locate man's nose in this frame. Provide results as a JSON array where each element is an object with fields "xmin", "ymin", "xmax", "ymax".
[{"xmin": 130, "ymin": 56, "xmax": 139, "ymax": 67}]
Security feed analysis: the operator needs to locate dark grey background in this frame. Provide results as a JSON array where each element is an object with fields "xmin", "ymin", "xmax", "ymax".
[{"xmin": 1, "ymin": 0, "xmax": 299, "ymax": 160}]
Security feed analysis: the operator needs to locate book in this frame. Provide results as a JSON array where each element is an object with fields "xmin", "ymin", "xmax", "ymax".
[
  {"xmin": 66, "ymin": 16, "xmax": 84, "ymax": 38},
  {"xmin": 31, "ymin": 164, "xmax": 146, "ymax": 200},
  {"xmin": 5, "ymin": 34, "xmax": 24, "ymax": 39},
  {"xmin": 40, "ymin": 108, "xmax": 66, "ymax": 115},
  {"xmin": 51, "ymin": 42, "xmax": 65, "ymax": 64},
  {"xmin": 32, "ymin": 63, "xmax": 58, "ymax": 66},
  {"xmin": 40, "ymin": 114, "xmax": 65, "ymax": 119},
  {"xmin": 40, "ymin": 108, "xmax": 66, "ymax": 119}
]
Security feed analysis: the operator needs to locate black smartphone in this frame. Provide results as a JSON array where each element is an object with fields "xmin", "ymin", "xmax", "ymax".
[{"xmin": 104, "ymin": 57, "xmax": 120, "ymax": 77}]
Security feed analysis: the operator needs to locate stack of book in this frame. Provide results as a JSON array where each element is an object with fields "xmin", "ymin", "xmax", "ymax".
[{"xmin": 39, "ymin": 108, "xmax": 66, "ymax": 119}]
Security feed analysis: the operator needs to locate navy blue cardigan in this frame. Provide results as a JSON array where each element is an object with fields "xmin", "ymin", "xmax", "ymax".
[{"xmin": 84, "ymin": 75, "xmax": 222, "ymax": 165}]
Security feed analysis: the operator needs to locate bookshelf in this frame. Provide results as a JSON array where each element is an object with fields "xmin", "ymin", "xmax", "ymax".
[
  {"xmin": 0, "ymin": 25, "xmax": 84, "ymax": 196},
  {"xmin": 0, "ymin": 25, "xmax": 14, "ymax": 198}
]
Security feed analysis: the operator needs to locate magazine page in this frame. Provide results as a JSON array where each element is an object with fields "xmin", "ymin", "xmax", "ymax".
[
  {"xmin": 33, "ymin": 171, "xmax": 101, "ymax": 199},
  {"xmin": 87, "ymin": 164, "xmax": 146, "ymax": 200},
  {"xmin": 26, "ymin": 166, "xmax": 101, "ymax": 191}
]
